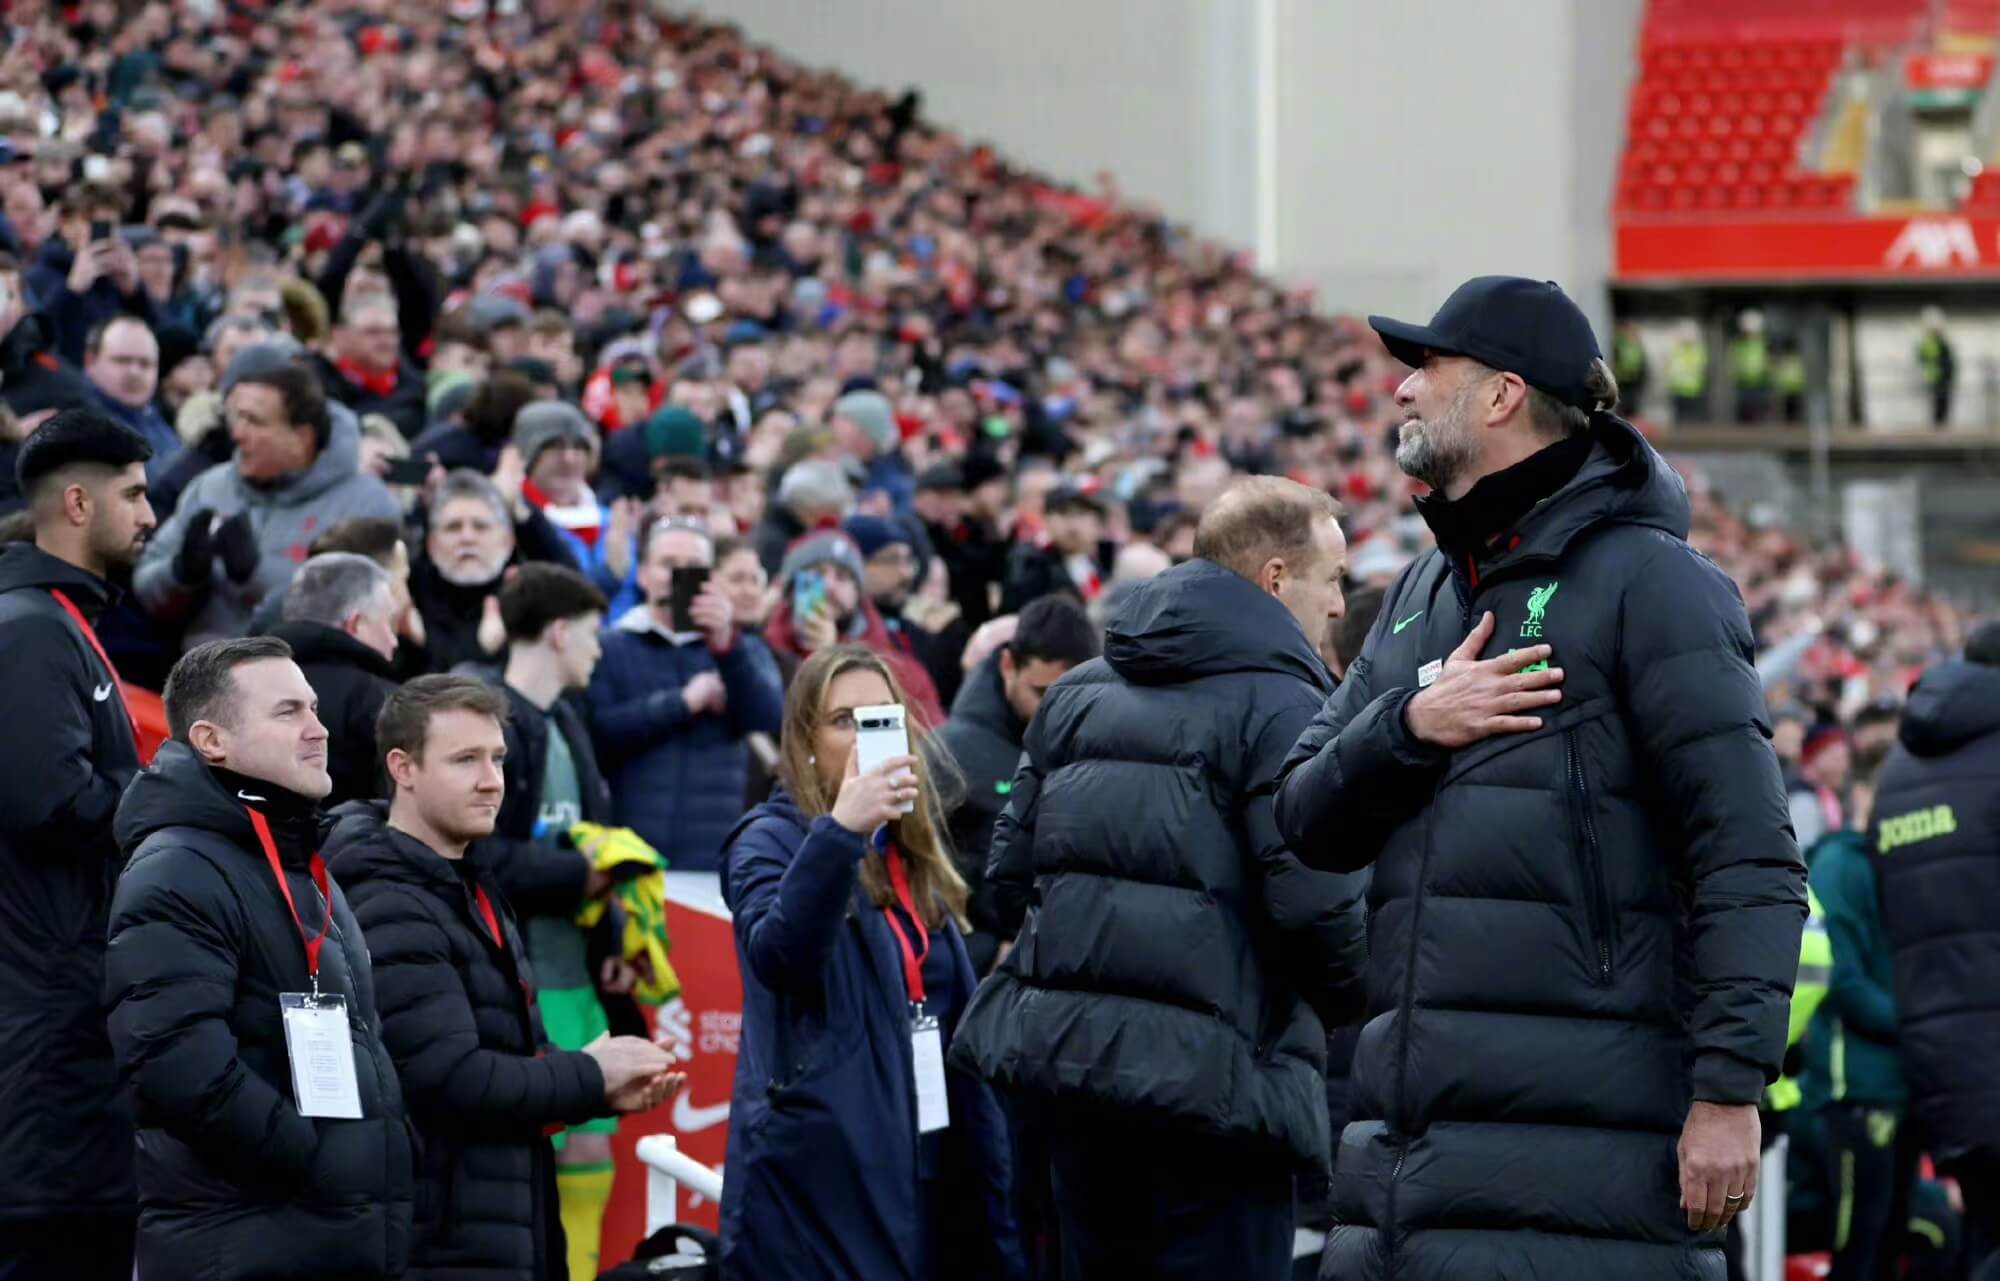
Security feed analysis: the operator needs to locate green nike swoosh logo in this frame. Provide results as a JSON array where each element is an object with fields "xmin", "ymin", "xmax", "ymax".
[{"xmin": 1393, "ymin": 611, "xmax": 1425, "ymax": 634}]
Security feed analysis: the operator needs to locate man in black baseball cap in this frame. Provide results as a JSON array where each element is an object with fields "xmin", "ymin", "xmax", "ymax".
[
  {"xmin": 1369, "ymin": 275, "xmax": 1616, "ymax": 501},
  {"xmin": 1278, "ymin": 275, "xmax": 1803, "ymax": 1281}
]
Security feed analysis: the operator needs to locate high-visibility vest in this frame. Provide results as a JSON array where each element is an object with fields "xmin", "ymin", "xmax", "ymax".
[
  {"xmin": 1918, "ymin": 333, "xmax": 1945, "ymax": 386},
  {"xmin": 1614, "ymin": 335, "xmax": 1648, "ymax": 385},
  {"xmin": 1733, "ymin": 335, "xmax": 1770, "ymax": 390},
  {"xmin": 1768, "ymin": 885, "xmax": 1830, "ymax": 1113},
  {"xmin": 1773, "ymin": 351, "xmax": 1806, "ymax": 396},
  {"xmin": 1668, "ymin": 342, "xmax": 1707, "ymax": 397}
]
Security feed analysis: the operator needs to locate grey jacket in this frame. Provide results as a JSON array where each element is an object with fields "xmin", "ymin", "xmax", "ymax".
[{"xmin": 136, "ymin": 408, "xmax": 399, "ymax": 647}]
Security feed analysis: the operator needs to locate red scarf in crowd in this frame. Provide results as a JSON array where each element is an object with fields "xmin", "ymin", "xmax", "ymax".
[{"xmin": 336, "ymin": 357, "xmax": 399, "ymax": 398}]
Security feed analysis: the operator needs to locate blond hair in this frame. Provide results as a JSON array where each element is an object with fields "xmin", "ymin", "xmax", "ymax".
[{"xmin": 778, "ymin": 645, "xmax": 969, "ymax": 931}]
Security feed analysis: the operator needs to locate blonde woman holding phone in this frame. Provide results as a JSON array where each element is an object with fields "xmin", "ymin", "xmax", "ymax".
[{"xmin": 717, "ymin": 644, "xmax": 1024, "ymax": 1281}]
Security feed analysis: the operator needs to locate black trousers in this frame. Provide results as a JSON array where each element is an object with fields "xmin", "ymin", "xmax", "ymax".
[
  {"xmin": 1950, "ymin": 1154, "xmax": 2000, "ymax": 1281},
  {"xmin": 1823, "ymin": 1103, "xmax": 1916, "ymax": 1281},
  {"xmin": 0, "ymin": 1212, "xmax": 136, "ymax": 1281},
  {"xmin": 1044, "ymin": 1117, "xmax": 1292, "ymax": 1281}
]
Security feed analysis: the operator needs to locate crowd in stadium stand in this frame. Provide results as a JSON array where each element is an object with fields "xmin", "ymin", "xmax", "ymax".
[{"xmin": 0, "ymin": 2, "xmax": 1988, "ymax": 1280}]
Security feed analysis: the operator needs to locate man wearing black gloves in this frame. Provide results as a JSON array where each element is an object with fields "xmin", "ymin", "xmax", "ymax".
[
  {"xmin": 954, "ymin": 476, "xmax": 1366, "ymax": 1280},
  {"xmin": 106, "ymin": 637, "xmax": 413, "ymax": 1281},
  {"xmin": 1871, "ymin": 623, "xmax": 2000, "ymax": 1277},
  {"xmin": 936, "ymin": 592, "xmax": 1098, "ymax": 975},
  {"xmin": 326, "ymin": 676, "xmax": 678, "ymax": 1281},
  {"xmin": 0, "ymin": 410, "xmax": 153, "ymax": 1280},
  {"xmin": 1274, "ymin": 277, "xmax": 1805, "ymax": 1281}
]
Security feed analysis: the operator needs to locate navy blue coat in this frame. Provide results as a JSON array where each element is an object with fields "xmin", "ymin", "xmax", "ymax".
[
  {"xmin": 717, "ymin": 793, "xmax": 1025, "ymax": 1281},
  {"xmin": 587, "ymin": 609, "xmax": 784, "ymax": 873}
]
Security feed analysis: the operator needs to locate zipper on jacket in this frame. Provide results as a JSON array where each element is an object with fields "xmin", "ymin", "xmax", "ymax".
[
  {"xmin": 1563, "ymin": 730, "xmax": 1613, "ymax": 986},
  {"xmin": 1383, "ymin": 776, "xmax": 1445, "ymax": 1281}
]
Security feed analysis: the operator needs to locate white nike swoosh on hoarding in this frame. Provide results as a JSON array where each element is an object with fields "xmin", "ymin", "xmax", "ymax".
[{"xmin": 672, "ymin": 1095, "xmax": 732, "ymax": 1132}]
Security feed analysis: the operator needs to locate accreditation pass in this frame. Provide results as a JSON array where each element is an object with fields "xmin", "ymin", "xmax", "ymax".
[{"xmin": 280, "ymin": 992, "xmax": 363, "ymax": 1119}]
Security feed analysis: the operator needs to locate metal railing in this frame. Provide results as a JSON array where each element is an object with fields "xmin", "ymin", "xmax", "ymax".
[{"xmin": 635, "ymin": 1134, "xmax": 725, "ymax": 1236}]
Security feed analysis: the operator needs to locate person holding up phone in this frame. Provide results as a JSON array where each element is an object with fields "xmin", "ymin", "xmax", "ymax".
[
  {"xmin": 764, "ymin": 530, "xmax": 945, "ymax": 726},
  {"xmin": 586, "ymin": 519, "xmax": 783, "ymax": 874},
  {"xmin": 25, "ymin": 184, "xmax": 156, "ymax": 367},
  {"xmin": 717, "ymin": 644, "xmax": 1025, "ymax": 1281}
]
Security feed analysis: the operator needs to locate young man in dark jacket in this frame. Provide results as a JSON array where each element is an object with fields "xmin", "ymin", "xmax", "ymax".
[
  {"xmin": 269, "ymin": 552, "xmax": 403, "ymax": 807},
  {"xmin": 1871, "ymin": 626, "xmax": 2000, "ymax": 1271},
  {"xmin": 954, "ymin": 476, "xmax": 1368, "ymax": 1280},
  {"xmin": 936, "ymin": 593, "xmax": 1098, "ymax": 975},
  {"xmin": 106, "ymin": 637, "xmax": 414, "ymax": 1281},
  {"xmin": 325, "ymin": 675, "xmax": 678, "ymax": 1281},
  {"xmin": 491, "ymin": 562, "xmax": 639, "ymax": 1280},
  {"xmin": 0, "ymin": 410, "xmax": 153, "ymax": 1280},
  {"xmin": 1275, "ymin": 278, "xmax": 1805, "ymax": 1281}
]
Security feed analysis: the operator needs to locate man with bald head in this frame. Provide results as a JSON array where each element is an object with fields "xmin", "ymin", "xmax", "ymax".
[{"xmin": 956, "ymin": 475, "xmax": 1367, "ymax": 1280}]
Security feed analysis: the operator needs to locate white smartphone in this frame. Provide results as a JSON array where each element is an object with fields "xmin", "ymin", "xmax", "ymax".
[{"xmin": 853, "ymin": 703, "xmax": 914, "ymax": 814}]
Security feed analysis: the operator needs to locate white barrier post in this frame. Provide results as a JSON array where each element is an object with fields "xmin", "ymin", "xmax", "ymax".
[
  {"xmin": 639, "ymin": 1133, "xmax": 682, "ymax": 1238},
  {"xmin": 1739, "ymin": 1133, "xmax": 1788, "ymax": 1281}
]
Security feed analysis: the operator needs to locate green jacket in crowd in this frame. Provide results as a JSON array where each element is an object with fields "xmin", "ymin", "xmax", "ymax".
[{"xmin": 1799, "ymin": 829, "xmax": 1906, "ymax": 1111}]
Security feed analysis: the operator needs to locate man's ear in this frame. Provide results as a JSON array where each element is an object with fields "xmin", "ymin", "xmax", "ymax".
[
  {"xmin": 998, "ymin": 646, "xmax": 1017, "ymax": 683},
  {"xmin": 187, "ymin": 719, "xmax": 228, "ymax": 763},
  {"xmin": 1256, "ymin": 555, "xmax": 1287, "ymax": 598},
  {"xmin": 384, "ymin": 746, "xmax": 417, "ymax": 791}
]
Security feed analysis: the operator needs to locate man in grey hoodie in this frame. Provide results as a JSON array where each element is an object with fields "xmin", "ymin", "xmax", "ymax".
[{"xmin": 136, "ymin": 359, "xmax": 398, "ymax": 649}]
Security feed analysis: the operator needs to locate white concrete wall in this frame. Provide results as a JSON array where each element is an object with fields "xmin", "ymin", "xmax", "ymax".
[
  {"xmin": 688, "ymin": 0, "xmax": 1643, "ymax": 333},
  {"xmin": 682, "ymin": 0, "xmax": 1261, "ymax": 251}
]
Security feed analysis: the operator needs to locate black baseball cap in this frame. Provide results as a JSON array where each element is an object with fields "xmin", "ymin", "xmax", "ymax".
[{"xmin": 1369, "ymin": 276, "xmax": 1603, "ymax": 410}]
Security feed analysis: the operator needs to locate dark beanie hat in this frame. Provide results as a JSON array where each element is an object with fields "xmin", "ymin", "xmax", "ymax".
[
  {"xmin": 841, "ymin": 515, "xmax": 913, "ymax": 560},
  {"xmin": 643, "ymin": 406, "xmax": 706, "ymax": 460}
]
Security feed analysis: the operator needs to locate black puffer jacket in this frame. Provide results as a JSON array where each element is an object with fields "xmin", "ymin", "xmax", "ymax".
[
  {"xmin": 483, "ymin": 684, "xmax": 609, "ymax": 919},
  {"xmin": 270, "ymin": 620, "xmax": 400, "ymax": 808},
  {"xmin": 951, "ymin": 558, "xmax": 1368, "ymax": 1169},
  {"xmin": 0, "ymin": 545, "xmax": 141, "ymax": 1221},
  {"xmin": 324, "ymin": 802, "xmax": 609, "ymax": 1281},
  {"xmin": 1871, "ymin": 658, "xmax": 2000, "ymax": 1166},
  {"xmin": 106, "ymin": 743, "xmax": 413, "ymax": 1281},
  {"xmin": 935, "ymin": 651, "xmax": 1026, "ymax": 975},
  {"xmin": 1275, "ymin": 417, "xmax": 1804, "ymax": 1281}
]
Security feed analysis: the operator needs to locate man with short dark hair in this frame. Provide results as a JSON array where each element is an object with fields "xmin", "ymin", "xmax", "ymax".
[
  {"xmin": 85, "ymin": 315, "xmax": 179, "ymax": 474},
  {"xmin": 271, "ymin": 551, "xmax": 401, "ymax": 807},
  {"xmin": 326, "ymin": 675, "xmax": 678, "ymax": 1281},
  {"xmin": 136, "ymin": 361, "xmax": 398, "ymax": 647},
  {"xmin": 491, "ymin": 562, "xmax": 649, "ymax": 1280},
  {"xmin": 107, "ymin": 636, "xmax": 413, "ymax": 1281},
  {"xmin": 1003, "ymin": 479, "xmax": 1113, "ymax": 612},
  {"xmin": 937, "ymin": 593, "xmax": 1100, "ymax": 975},
  {"xmin": 1872, "ymin": 623, "xmax": 2000, "ymax": 1276},
  {"xmin": 0, "ymin": 409, "xmax": 153, "ymax": 1281},
  {"xmin": 1275, "ymin": 277, "xmax": 1804, "ymax": 1281},
  {"xmin": 955, "ymin": 475, "xmax": 1366, "ymax": 1280}
]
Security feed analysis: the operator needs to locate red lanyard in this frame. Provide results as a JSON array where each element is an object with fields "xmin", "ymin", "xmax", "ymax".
[
  {"xmin": 245, "ymin": 807, "xmax": 332, "ymax": 984},
  {"xmin": 47, "ymin": 588, "xmax": 139, "ymax": 750},
  {"xmin": 472, "ymin": 884, "xmax": 506, "ymax": 953},
  {"xmin": 880, "ymin": 845, "xmax": 930, "ymax": 1007}
]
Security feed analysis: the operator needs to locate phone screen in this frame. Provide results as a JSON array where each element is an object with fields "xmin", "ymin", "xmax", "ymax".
[
  {"xmin": 89, "ymin": 220, "xmax": 113, "ymax": 243},
  {"xmin": 381, "ymin": 458, "xmax": 431, "ymax": 486},
  {"xmin": 792, "ymin": 568, "xmax": 826, "ymax": 622},
  {"xmin": 670, "ymin": 566, "xmax": 709, "ymax": 633}
]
